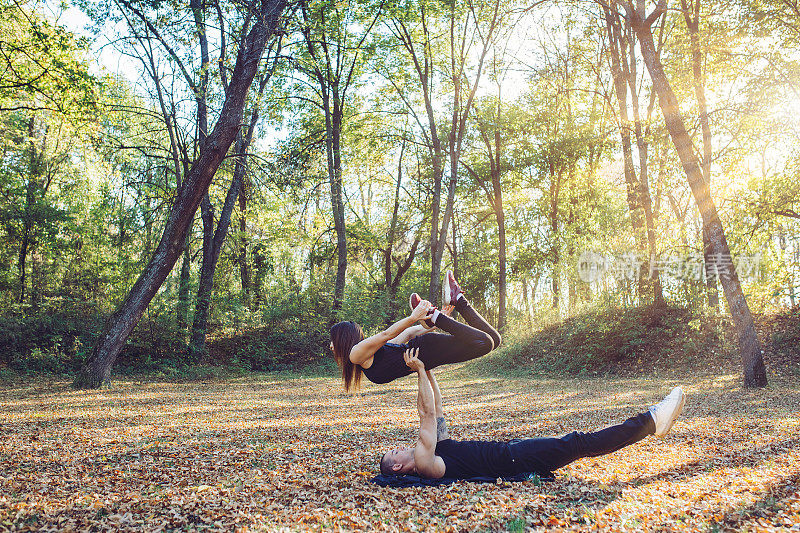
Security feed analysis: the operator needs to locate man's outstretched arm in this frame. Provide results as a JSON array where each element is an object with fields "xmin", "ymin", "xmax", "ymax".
[
  {"xmin": 404, "ymin": 349, "xmax": 446, "ymax": 478},
  {"xmin": 426, "ymin": 370, "xmax": 449, "ymax": 441}
]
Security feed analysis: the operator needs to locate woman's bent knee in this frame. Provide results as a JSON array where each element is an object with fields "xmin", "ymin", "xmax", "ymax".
[
  {"xmin": 491, "ymin": 331, "xmax": 501, "ymax": 349},
  {"xmin": 471, "ymin": 332, "xmax": 494, "ymax": 356}
]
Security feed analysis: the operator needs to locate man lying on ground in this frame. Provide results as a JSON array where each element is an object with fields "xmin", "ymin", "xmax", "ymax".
[{"xmin": 380, "ymin": 348, "xmax": 686, "ymax": 480}]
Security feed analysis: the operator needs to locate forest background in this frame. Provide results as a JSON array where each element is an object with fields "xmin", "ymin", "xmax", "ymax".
[{"xmin": 1, "ymin": 0, "xmax": 799, "ymax": 388}]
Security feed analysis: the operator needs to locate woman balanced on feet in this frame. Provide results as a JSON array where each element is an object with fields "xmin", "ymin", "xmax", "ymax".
[{"xmin": 330, "ymin": 271, "xmax": 501, "ymax": 391}]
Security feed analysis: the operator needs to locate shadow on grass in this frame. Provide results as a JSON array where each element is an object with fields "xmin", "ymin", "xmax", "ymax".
[{"xmin": 718, "ymin": 470, "xmax": 800, "ymax": 529}]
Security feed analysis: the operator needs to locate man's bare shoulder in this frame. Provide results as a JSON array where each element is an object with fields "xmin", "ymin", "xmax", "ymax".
[{"xmin": 414, "ymin": 447, "xmax": 446, "ymax": 479}]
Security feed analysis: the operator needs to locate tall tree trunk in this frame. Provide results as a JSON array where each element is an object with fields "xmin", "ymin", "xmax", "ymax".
[
  {"xmin": 452, "ymin": 210, "xmax": 459, "ymax": 279},
  {"xmin": 238, "ymin": 179, "xmax": 251, "ymax": 308},
  {"xmin": 395, "ymin": 15, "xmax": 444, "ymax": 304},
  {"xmin": 548, "ymin": 159, "xmax": 564, "ymax": 315},
  {"xmin": 189, "ymin": 9, "xmax": 279, "ymax": 355},
  {"xmin": 427, "ymin": 0, "xmax": 499, "ymax": 303},
  {"xmin": 623, "ymin": 19, "xmax": 664, "ymax": 307},
  {"xmin": 326, "ymin": 91, "xmax": 347, "ymax": 312},
  {"xmin": 190, "ymin": 195, "xmax": 215, "ymax": 358},
  {"xmin": 464, "ymin": 141, "xmax": 506, "ymax": 328},
  {"xmin": 18, "ymin": 182, "xmax": 33, "ymax": 304},
  {"xmin": 629, "ymin": 2, "xmax": 766, "ymax": 387},
  {"xmin": 176, "ymin": 243, "xmax": 191, "ymax": 330},
  {"xmin": 490, "ymin": 98, "xmax": 507, "ymax": 331},
  {"xmin": 497, "ymin": 204, "xmax": 507, "ymax": 330},
  {"xmin": 779, "ymin": 231, "xmax": 796, "ymax": 306},
  {"xmin": 19, "ymin": 117, "xmax": 40, "ymax": 304},
  {"xmin": 522, "ymin": 276, "xmax": 531, "ymax": 325},
  {"xmin": 188, "ymin": 0, "xmax": 213, "ymax": 358},
  {"xmin": 681, "ymin": 0, "xmax": 719, "ymax": 309},
  {"xmin": 603, "ymin": 6, "xmax": 647, "ymax": 301},
  {"xmin": 190, "ymin": 73, "xmax": 268, "ymax": 358},
  {"xmin": 188, "ymin": 153, "xmax": 246, "ymax": 358},
  {"xmin": 387, "ymin": 13, "xmax": 445, "ymax": 303},
  {"xmin": 235, "ymin": 45, "xmax": 280, "ymax": 312},
  {"xmin": 299, "ymin": 0, "xmax": 382, "ymax": 313},
  {"xmin": 74, "ymin": 0, "xmax": 286, "ymax": 388},
  {"xmin": 383, "ymin": 140, "xmax": 421, "ymax": 325},
  {"xmin": 551, "ymin": 192, "xmax": 560, "ymax": 313},
  {"xmin": 552, "ymin": 255, "xmax": 560, "ymax": 312}
]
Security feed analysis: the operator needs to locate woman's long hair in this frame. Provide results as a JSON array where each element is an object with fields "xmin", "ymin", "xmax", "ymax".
[{"xmin": 330, "ymin": 321, "xmax": 365, "ymax": 392}]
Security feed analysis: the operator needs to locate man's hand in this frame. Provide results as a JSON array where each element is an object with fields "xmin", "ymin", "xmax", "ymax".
[
  {"xmin": 441, "ymin": 304, "xmax": 455, "ymax": 317},
  {"xmin": 404, "ymin": 347, "xmax": 425, "ymax": 373}
]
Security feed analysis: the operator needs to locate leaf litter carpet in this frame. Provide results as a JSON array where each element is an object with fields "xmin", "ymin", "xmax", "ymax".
[{"xmin": 0, "ymin": 370, "xmax": 798, "ymax": 531}]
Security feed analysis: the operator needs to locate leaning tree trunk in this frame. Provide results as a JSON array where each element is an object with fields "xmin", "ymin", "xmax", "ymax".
[
  {"xmin": 630, "ymin": 3, "xmax": 766, "ymax": 387},
  {"xmin": 75, "ymin": 0, "xmax": 286, "ymax": 388}
]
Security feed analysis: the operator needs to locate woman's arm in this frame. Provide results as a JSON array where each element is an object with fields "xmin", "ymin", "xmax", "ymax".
[
  {"xmin": 387, "ymin": 304, "xmax": 454, "ymax": 344},
  {"xmin": 387, "ymin": 324, "xmax": 430, "ymax": 345},
  {"xmin": 348, "ymin": 299, "xmax": 432, "ymax": 365}
]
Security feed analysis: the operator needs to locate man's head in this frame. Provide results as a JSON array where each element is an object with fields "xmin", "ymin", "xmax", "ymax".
[{"xmin": 379, "ymin": 446, "xmax": 416, "ymax": 475}]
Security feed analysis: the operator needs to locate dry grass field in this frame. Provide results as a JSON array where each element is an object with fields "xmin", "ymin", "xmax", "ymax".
[{"xmin": 1, "ymin": 367, "xmax": 798, "ymax": 531}]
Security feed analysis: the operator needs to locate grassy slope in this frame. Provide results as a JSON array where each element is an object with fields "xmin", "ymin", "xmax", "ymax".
[{"xmin": 472, "ymin": 305, "xmax": 800, "ymax": 379}]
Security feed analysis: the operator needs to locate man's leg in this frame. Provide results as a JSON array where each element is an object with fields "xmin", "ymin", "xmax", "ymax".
[
  {"xmin": 508, "ymin": 412, "xmax": 655, "ymax": 476},
  {"xmin": 507, "ymin": 387, "xmax": 685, "ymax": 476}
]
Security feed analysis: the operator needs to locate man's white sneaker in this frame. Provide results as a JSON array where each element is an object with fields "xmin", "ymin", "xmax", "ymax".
[{"xmin": 649, "ymin": 386, "xmax": 685, "ymax": 437}]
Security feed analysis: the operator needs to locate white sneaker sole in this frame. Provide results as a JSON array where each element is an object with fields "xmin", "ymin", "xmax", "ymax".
[{"xmin": 442, "ymin": 271, "xmax": 452, "ymax": 305}]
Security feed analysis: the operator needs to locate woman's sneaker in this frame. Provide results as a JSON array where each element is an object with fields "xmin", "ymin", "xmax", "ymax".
[
  {"xmin": 410, "ymin": 293, "xmax": 435, "ymax": 329},
  {"xmin": 649, "ymin": 386, "xmax": 686, "ymax": 437},
  {"xmin": 442, "ymin": 270, "xmax": 463, "ymax": 306}
]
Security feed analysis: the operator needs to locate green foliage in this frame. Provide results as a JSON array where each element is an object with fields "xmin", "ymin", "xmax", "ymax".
[
  {"xmin": 0, "ymin": 305, "xmax": 101, "ymax": 375},
  {"xmin": 0, "ymin": 1, "xmax": 98, "ymax": 114},
  {"xmin": 1, "ymin": 0, "xmax": 799, "ymax": 384}
]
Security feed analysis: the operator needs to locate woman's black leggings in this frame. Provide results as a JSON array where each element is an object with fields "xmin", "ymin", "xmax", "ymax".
[
  {"xmin": 362, "ymin": 297, "xmax": 501, "ymax": 384},
  {"xmin": 409, "ymin": 297, "xmax": 501, "ymax": 370}
]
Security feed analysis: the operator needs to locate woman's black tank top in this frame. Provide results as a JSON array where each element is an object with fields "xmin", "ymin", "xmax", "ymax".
[{"xmin": 361, "ymin": 342, "xmax": 412, "ymax": 384}]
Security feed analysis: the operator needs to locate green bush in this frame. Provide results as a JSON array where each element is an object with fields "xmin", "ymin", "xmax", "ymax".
[
  {"xmin": 116, "ymin": 313, "xmax": 190, "ymax": 371},
  {"xmin": 0, "ymin": 306, "xmax": 103, "ymax": 375}
]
